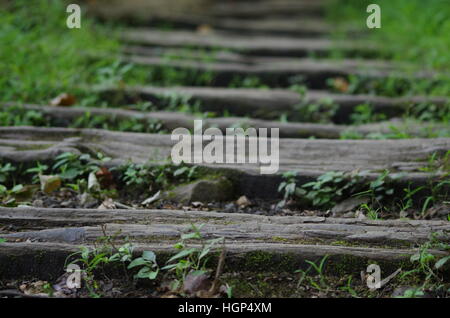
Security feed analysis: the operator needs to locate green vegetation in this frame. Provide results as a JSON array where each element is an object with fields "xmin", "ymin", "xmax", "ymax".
[
  {"xmin": 52, "ymin": 152, "xmax": 109, "ymax": 181},
  {"xmin": 278, "ymin": 168, "xmax": 449, "ymax": 219},
  {"xmin": 0, "ymin": 105, "xmax": 166, "ymax": 134},
  {"xmin": 0, "ymin": 0, "xmax": 120, "ymax": 104},
  {"xmin": 162, "ymin": 224, "xmax": 224, "ymax": 291},
  {"xmin": 66, "ymin": 223, "xmax": 225, "ymax": 297},
  {"xmin": 350, "ymin": 104, "xmax": 386, "ymax": 125},
  {"xmin": 128, "ymin": 251, "xmax": 160, "ymax": 281},
  {"xmin": 398, "ymin": 234, "xmax": 450, "ymax": 297},
  {"xmin": 278, "ymin": 170, "xmax": 395, "ymax": 209},
  {"xmin": 67, "ymin": 227, "xmax": 135, "ymax": 297},
  {"xmin": 0, "ymin": 153, "xmax": 205, "ymax": 208},
  {"xmin": 327, "ymin": 0, "xmax": 450, "ymax": 97},
  {"xmin": 117, "ymin": 161, "xmax": 199, "ymax": 192},
  {"xmin": 328, "ymin": 0, "xmax": 450, "ymax": 72},
  {"xmin": 296, "ymin": 256, "xmax": 330, "ymax": 292}
]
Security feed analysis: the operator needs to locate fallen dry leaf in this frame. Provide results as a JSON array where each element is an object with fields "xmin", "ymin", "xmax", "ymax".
[
  {"xmin": 50, "ymin": 93, "xmax": 76, "ymax": 107},
  {"xmin": 39, "ymin": 175, "xmax": 62, "ymax": 194},
  {"xmin": 141, "ymin": 191, "xmax": 161, "ymax": 206},
  {"xmin": 197, "ymin": 24, "xmax": 213, "ymax": 35},
  {"xmin": 95, "ymin": 166, "xmax": 115, "ymax": 189},
  {"xmin": 331, "ymin": 77, "xmax": 350, "ymax": 93},
  {"xmin": 88, "ymin": 172, "xmax": 100, "ymax": 192}
]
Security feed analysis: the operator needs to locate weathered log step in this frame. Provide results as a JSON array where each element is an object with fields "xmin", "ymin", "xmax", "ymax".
[
  {"xmin": 98, "ymin": 86, "xmax": 448, "ymax": 122},
  {"xmin": 121, "ymin": 28, "xmax": 378, "ymax": 57},
  {"xmin": 0, "ymin": 127, "xmax": 448, "ymax": 197},
  {"xmin": 1, "ymin": 208, "xmax": 449, "ymax": 246},
  {"xmin": 124, "ymin": 54, "xmax": 439, "ymax": 89},
  {"xmin": 212, "ymin": 0, "xmax": 327, "ymax": 19},
  {"xmin": 84, "ymin": 0, "xmax": 327, "ymax": 23},
  {"xmin": 123, "ymin": 46, "xmax": 403, "ymax": 69},
  {"xmin": 3, "ymin": 103, "xmax": 448, "ymax": 139},
  {"xmin": 201, "ymin": 18, "xmax": 342, "ymax": 36},
  {"xmin": 4, "ymin": 240, "xmax": 443, "ymax": 280},
  {"xmin": 2, "ymin": 207, "xmax": 449, "ymax": 279},
  {"xmin": 124, "ymin": 16, "xmax": 337, "ymax": 37}
]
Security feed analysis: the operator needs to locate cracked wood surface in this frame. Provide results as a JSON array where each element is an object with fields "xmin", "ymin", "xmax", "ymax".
[
  {"xmin": 121, "ymin": 29, "xmax": 378, "ymax": 58},
  {"xmin": 3, "ymin": 103, "xmax": 448, "ymax": 139},
  {"xmin": 1, "ymin": 208, "xmax": 449, "ymax": 245},
  {"xmin": 0, "ymin": 127, "xmax": 448, "ymax": 178},
  {"xmin": 97, "ymin": 85, "xmax": 449, "ymax": 122},
  {"xmin": 122, "ymin": 54, "xmax": 439, "ymax": 88}
]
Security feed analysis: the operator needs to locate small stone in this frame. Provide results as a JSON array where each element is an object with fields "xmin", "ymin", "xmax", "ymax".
[
  {"xmin": 332, "ymin": 196, "xmax": 369, "ymax": 216},
  {"xmin": 32, "ymin": 199, "xmax": 44, "ymax": 207},
  {"xmin": 236, "ymin": 195, "xmax": 251, "ymax": 207},
  {"xmin": 342, "ymin": 211, "xmax": 356, "ymax": 218},
  {"xmin": 223, "ymin": 203, "xmax": 236, "ymax": 213},
  {"xmin": 79, "ymin": 192, "xmax": 97, "ymax": 207},
  {"xmin": 399, "ymin": 210, "xmax": 410, "ymax": 218},
  {"xmin": 98, "ymin": 198, "xmax": 116, "ymax": 209},
  {"xmin": 164, "ymin": 177, "xmax": 234, "ymax": 204},
  {"xmin": 355, "ymin": 210, "xmax": 367, "ymax": 220},
  {"xmin": 60, "ymin": 201, "xmax": 72, "ymax": 207},
  {"xmin": 183, "ymin": 273, "xmax": 211, "ymax": 295},
  {"xmin": 191, "ymin": 201, "xmax": 203, "ymax": 208}
]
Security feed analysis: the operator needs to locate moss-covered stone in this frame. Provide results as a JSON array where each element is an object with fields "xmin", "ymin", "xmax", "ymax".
[{"xmin": 163, "ymin": 176, "xmax": 234, "ymax": 204}]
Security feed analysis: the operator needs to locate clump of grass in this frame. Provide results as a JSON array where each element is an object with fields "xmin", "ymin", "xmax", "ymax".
[
  {"xmin": 0, "ymin": 0, "xmax": 120, "ymax": 104},
  {"xmin": 328, "ymin": 0, "xmax": 450, "ymax": 72}
]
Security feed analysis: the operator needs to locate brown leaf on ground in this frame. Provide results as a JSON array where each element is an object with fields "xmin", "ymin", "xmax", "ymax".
[
  {"xmin": 330, "ymin": 77, "xmax": 350, "ymax": 93},
  {"xmin": 197, "ymin": 24, "xmax": 213, "ymax": 35},
  {"xmin": 50, "ymin": 93, "xmax": 76, "ymax": 107},
  {"xmin": 95, "ymin": 166, "xmax": 115, "ymax": 189},
  {"xmin": 39, "ymin": 175, "xmax": 62, "ymax": 194}
]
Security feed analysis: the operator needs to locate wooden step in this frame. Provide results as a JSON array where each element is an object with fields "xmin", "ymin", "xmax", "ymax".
[
  {"xmin": 0, "ymin": 127, "xmax": 447, "ymax": 197},
  {"xmin": 121, "ymin": 28, "xmax": 378, "ymax": 57},
  {"xmin": 97, "ymin": 86, "xmax": 448, "ymax": 122},
  {"xmin": 204, "ymin": 18, "xmax": 339, "ymax": 36},
  {"xmin": 2, "ymin": 208, "xmax": 449, "ymax": 245},
  {"xmin": 123, "ymin": 54, "xmax": 438, "ymax": 88},
  {"xmin": 2, "ymin": 103, "xmax": 448, "ymax": 139},
  {"xmin": 211, "ymin": 0, "xmax": 326, "ymax": 19},
  {"xmin": 1, "ymin": 207, "xmax": 448, "ymax": 280}
]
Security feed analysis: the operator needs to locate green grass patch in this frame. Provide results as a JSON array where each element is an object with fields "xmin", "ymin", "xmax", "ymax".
[
  {"xmin": 0, "ymin": 0, "xmax": 122, "ymax": 104},
  {"xmin": 328, "ymin": 0, "xmax": 450, "ymax": 71}
]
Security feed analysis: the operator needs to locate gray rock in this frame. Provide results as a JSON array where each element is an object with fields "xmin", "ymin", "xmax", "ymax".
[
  {"xmin": 391, "ymin": 286, "xmax": 428, "ymax": 298},
  {"xmin": 183, "ymin": 273, "xmax": 211, "ymax": 295},
  {"xmin": 342, "ymin": 211, "xmax": 356, "ymax": 218},
  {"xmin": 332, "ymin": 196, "xmax": 370, "ymax": 216},
  {"xmin": 164, "ymin": 177, "xmax": 234, "ymax": 204},
  {"xmin": 4, "ymin": 228, "xmax": 85, "ymax": 243}
]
